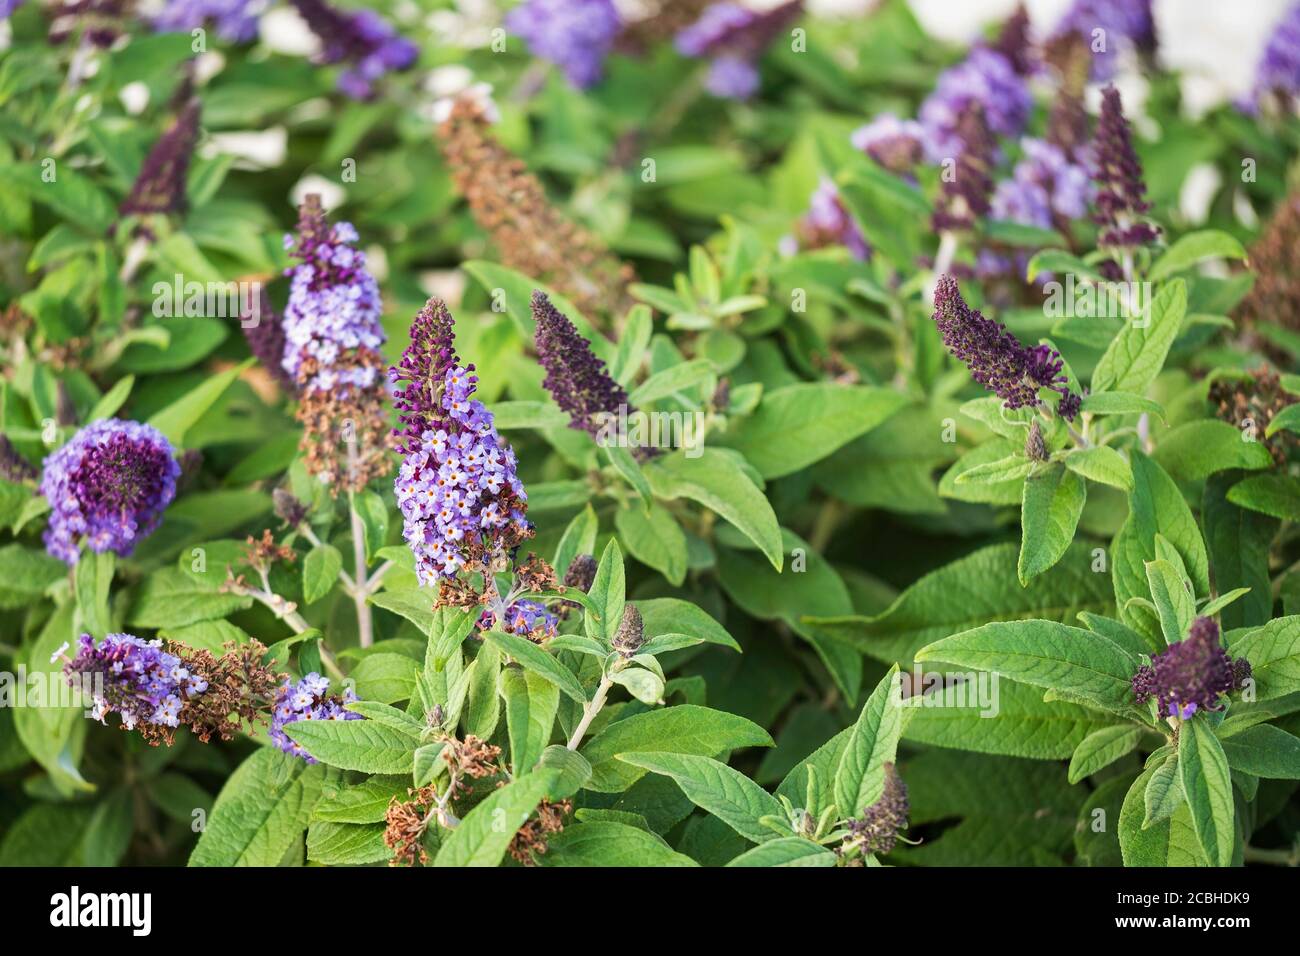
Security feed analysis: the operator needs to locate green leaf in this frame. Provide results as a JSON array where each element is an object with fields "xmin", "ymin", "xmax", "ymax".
[
  {"xmin": 1092, "ymin": 280, "xmax": 1186, "ymax": 396},
  {"xmin": 1018, "ymin": 463, "xmax": 1087, "ymax": 585},
  {"xmin": 581, "ymin": 705, "xmax": 773, "ymax": 792},
  {"xmin": 464, "ymin": 639, "xmax": 501, "ymax": 739},
  {"xmin": 146, "ymin": 358, "xmax": 253, "ymax": 447},
  {"xmin": 1218, "ymin": 724, "xmax": 1300, "ymax": 779},
  {"xmin": 1152, "ymin": 420, "xmax": 1273, "ymax": 482},
  {"xmin": 349, "ymin": 654, "xmax": 418, "ymax": 705},
  {"xmin": 482, "ymin": 630, "xmax": 587, "ymax": 703},
  {"xmin": 552, "ymin": 505, "xmax": 598, "ymax": 583},
  {"xmin": 726, "ymin": 837, "xmax": 837, "ymax": 867},
  {"xmin": 636, "ymin": 597, "xmax": 740, "ymax": 653},
  {"xmin": 302, "ymin": 544, "xmax": 342, "ymax": 604},
  {"xmin": 539, "ymin": 821, "xmax": 698, "ymax": 866},
  {"xmin": 1079, "ymin": 391, "xmax": 1166, "ymax": 421},
  {"xmin": 1148, "ymin": 230, "xmax": 1247, "ymax": 282},
  {"xmin": 0, "ymin": 543, "xmax": 65, "ymax": 609},
  {"xmin": 1061, "ymin": 446, "xmax": 1133, "ymax": 491},
  {"xmin": 313, "ymin": 775, "xmax": 412, "ymax": 824},
  {"xmin": 584, "ymin": 537, "xmax": 625, "ymax": 647},
  {"xmin": 603, "ymin": 442, "xmax": 653, "ymax": 505},
  {"xmin": 617, "ymin": 751, "xmax": 785, "ymax": 844},
  {"xmin": 1230, "ymin": 616, "xmax": 1300, "ymax": 700},
  {"xmin": 1143, "ymin": 753, "xmax": 1183, "ymax": 828},
  {"xmin": 501, "ymin": 665, "xmax": 561, "ymax": 776},
  {"xmin": 73, "ymin": 550, "xmax": 114, "ymax": 636},
  {"xmin": 489, "ymin": 400, "xmax": 571, "ymax": 430},
  {"xmin": 128, "ymin": 567, "xmax": 253, "ymax": 629},
  {"xmin": 1067, "ymin": 725, "xmax": 1142, "ymax": 783},
  {"xmin": 369, "ymin": 588, "xmax": 437, "ymax": 636},
  {"xmin": 614, "ymin": 500, "xmax": 687, "ymax": 586},
  {"xmin": 1145, "ymin": 558, "xmax": 1195, "ymax": 645},
  {"xmin": 723, "ymin": 383, "xmax": 907, "ymax": 479},
  {"xmin": 306, "ymin": 822, "xmax": 389, "ymax": 866},
  {"xmin": 609, "ymin": 666, "xmax": 664, "ymax": 704},
  {"xmin": 433, "ymin": 770, "xmax": 559, "ymax": 868},
  {"xmin": 1178, "ymin": 717, "xmax": 1234, "ymax": 867},
  {"xmin": 1226, "ymin": 473, "xmax": 1300, "ymax": 521},
  {"xmin": 628, "ymin": 358, "xmax": 715, "ymax": 404},
  {"xmin": 285, "ymin": 718, "xmax": 419, "ymax": 774},
  {"xmin": 915, "ymin": 620, "xmax": 1140, "ymax": 720},
  {"xmin": 833, "ymin": 666, "xmax": 905, "ymax": 816},
  {"xmin": 189, "ymin": 749, "xmax": 331, "ymax": 866}
]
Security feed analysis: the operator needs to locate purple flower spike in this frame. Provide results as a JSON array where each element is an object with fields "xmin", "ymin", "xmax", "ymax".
[
  {"xmin": 40, "ymin": 419, "xmax": 180, "ymax": 566},
  {"xmin": 1132, "ymin": 617, "xmax": 1252, "ymax": 720},
  {"xmin": 843, "ymin": 763, "xmax": 909, "ymax": 857},
  {"xmin": 532, "ymin": 290, "xmax": 630, "ymax": 439},
  {"xmin": 674, "ymin": 0, "xmax": 802, "ymax": 100},
  {"xmin": 119, "ymin": 99, "xmax": 201, "ymax": 221},
  {"xmin": 291, "ymin": 0, "xmax": 417, "ymax": 99},
  {"xmin": 506, "ymin": 0, "xmax": 622, "ymax": 90},
  {"xmin": 933, "ymin": 275, "xmax": 1080, "ymax": 420},
  {"xmin": 991, "ymin": 138, "xmax": 1091, "ymax": 230},
  {"xmin": 269, "ymin": 672, "xmax": 361, "ymax": 762},
  {"xmin": 152, "ymin": 0, "xmax": 263, "ymax": 43},
  {"xmin": 1091, "ymin": 85, "xmax": 1160, "ymax": 252},
  {"xmin": 919, "ymin": 47, "xmax": 1031, "ymax": 160},
  {"xmin": 63, "ymin": 633, "xmax": 205, "ymax": 735},
  {"xmin": 281, "ymin": 195, "xmax": 386, "ymax": 396},
  {"xmin": 1240, "ymin": 2, "xmax": 1300, "ymax": 115},
  {"xmin": 392, "ymin": 298, "xmax": 532, "ymax": 586}
]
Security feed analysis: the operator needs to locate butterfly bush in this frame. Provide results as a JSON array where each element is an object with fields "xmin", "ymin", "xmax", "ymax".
[
  {"xmin": 1051, "ymin": 0, "xmax": 1154, "ymax": 80},
  {"xmin": 675, "ymin": 0, "xmax": 802, "ymax": 99},
  {"xmin": 1132, "ymin": 619, "xmax": 1252, "ymax": 719},
  {"xmin": 62, "ymin": 633, "xmax": 205, "ymax": 735},
  {"xmin": 1241, "ymin": 1, "xmax": 1300, "ymax": 114},
  {"xmin": 152, "ymin": 0, "xmax": 263, "ymax": 42},
  {"xmin": 269, "ymin": 673, "xmax": 362, "ymax": 761},
  {"xmin": 919, "ymin": 46, "xmax": 1031, "ymax": 159},
  {"xmin": 290, "ymin": 0, "xmax": 417, "ymax": 99},
  {"xmin": 532, "ymin": 290, "xmax": 631, "ymax": 438},
  {"xmin": 40, "ymin": 419, "xmax": 180, "ymax": 565},
  {"xmin": 506, "ymin": 0, "xmax": 622, "ymax": 89}
]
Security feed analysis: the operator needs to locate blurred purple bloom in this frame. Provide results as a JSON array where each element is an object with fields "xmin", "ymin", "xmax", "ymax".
[
  {"xmin": 292, "ymin": 0, "xmax": 417, "ymax": 99},
  {"xmin": 281, "ymin": 196, "xmax": 386, "ymax": 394},
  {"xmin": 919, "ymin": 47, "xmax": 1031, "ymax": 159},
  {"xmin": 1240, "ymin": 1, "xmax": 1300, "ymax": 115},
  {"xmin": 792, "ymin": 177, "xmax": 869, "ymax": 260},
  {"xmin": 675, "ymin": 0, "xmax": 802, "ymax": 100},
  {"xmin": 851, "ymin": 113, "xmax": 928, "ymax": 175},
  {"xmin": 64, "ymin": 633, "xmax": 205, "ymax": 732},
  {"xmin": 119, "ymin": 99, "xmax": 201, "ymax": 221},
  {"xmin": 1132, "ymin": 618, "xmax": 1252, "ymax": 719},
  {"xmin": 992, "ymin": 138, "xmax": 1091, "ymax": 229},
  {"xmin": 506, "ymin": 0, "xmax": 621, "ymax": 89},
  {"xmin": 0, "ymin": 0, "xmax": 24, "ymax": 17},
  {"xmin": 269, "ymin": 672, "xmax": 361, "ymax": 761},
  {"xmin": 152, "ymin": 0, "xmax": 262, "ymax": 43},
  {"xmin": 40, "ymin": 419, "xmax": 180, "ymax": 566},
  {"xmin": 1051, "ymin": 0, "xmax": 1154, "ymax": 80}
]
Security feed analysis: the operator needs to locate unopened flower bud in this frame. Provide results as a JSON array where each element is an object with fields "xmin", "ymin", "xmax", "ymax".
[
  {"xmin": 563, "ymin": 554, "xmax": 598, "ymax": 593},
  {"xmin": 612, "ymin": 604, "xmax": 644, "ymax": 657},
  {"xmin": 1025, "ymin": 420, "xmax": 1048, "ymax": 461}
]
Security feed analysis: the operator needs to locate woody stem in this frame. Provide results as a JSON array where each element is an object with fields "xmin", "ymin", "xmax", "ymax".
[{"xmin": 567, "ymin": 675, "xmax": 614, "ymax": 750}]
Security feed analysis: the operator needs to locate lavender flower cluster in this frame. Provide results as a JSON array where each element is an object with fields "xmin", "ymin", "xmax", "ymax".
[
  {"xmin": 1132, "ymin": 618, "xmax": 1252, "ymax": 720},
  {"xmin": 64, "ymin": 633, "xmax": 207, "ymax": 732},
  {"xmin": 991, "ymin": 138, "xmax": 1091, "ymax": 229},
  {"xmin": 1051, "ymin": 0, "xmax": 1155, "ymax": 80},
  {"xmin": 291, "ymin": 0, "xmax": 417, "ymax": 99},
  {"xmin": 919, "ymin": 47, "xmax": 1031, "ymax": 160},
  {"xmin": 40, "ymin": 419, "xmax": 180, "ymax": 566},
  {"xmin": 507, "ymin": 0, "xmax": 622, "ymax": 90},
  {"xmin": 479, "ymin": 598, "xmax": 559, "ymax": 642},
  {"xmin": 393, "ymin": 299, "xmax": 531, "ymax": 585},
  {"xmin": 933, "ymin": 275, "xmax": 1080, "ymax": 420},
  {"xmin": 281, "ymin": 198, "xmax": 386, "ymax": 394},
  {"xmin": 1241, "ymin": 1, "xmax": 1300, "ymax": 114},
  {"xmin": 269, "ymin": 672, "xmax": 361, "ymax": 761},
  {"xmin": 152, "ymin": 0, "xmax": 262, "ymax": 43},
  {"xmin": 851, "ymin": 113, "xmax": 928, "ymax": 176},
  {"xmin": 675, "ymin": 1, "xmax": 802, "ymax": 100}
]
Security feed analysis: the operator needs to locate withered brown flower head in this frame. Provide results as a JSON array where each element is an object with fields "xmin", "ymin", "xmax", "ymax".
[
  {"xmin": 242, "ymin": 529, "xmax": 296, "ymax": 573},
  {"xmin": 438, "ymin": 96, "xmax": 636, "ymax": 323},
  {"xmin": 507, "ymin": 798, "xmax": 572, "ymax": 865},
  {"xmin": 173, "ymin": 639, "xmax": 284, "ymax": 743},
  {"xmin": 294, "ymin": 349, "xmax": 396, "ymax": 493},
  {"xmin": 1237, "ymin": 193, "xmax": 1300, "ymax": 334},
  {"xmin": 443, "ymin": 734, "xmax": 504, "ymax": 791},
  {"xmin": 1209, "ymin": 365, "xmax": 1299, "ymax": 466},
  {"xmin": 1044, "ymin": 33, "xmax": 1092, "ymax": 161},
  {"xmin": 514, "ymin": 553, "xmax": 559, "ymax": 594},
  {"xmin": 383, "ymin": 786, "xmax": 439, "ymax": 867}
]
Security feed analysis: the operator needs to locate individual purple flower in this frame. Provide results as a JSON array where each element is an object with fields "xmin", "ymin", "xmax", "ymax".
[
  {"xmin": 842, "ymin": 763, "xmax": 909, "ymax": 857},
  {"xmin": 1240, "ymin": 1, "xmax": 1300, "ymax": 115},
  {"xmin": 291, "ymin": 0, "xmax": 417, "ymax": 99},
  {"xmin": 506, "ymin": 0, "xmax": 621, "ymax": 90},
  {"xmin": 118, "ymin": 99, "xmax": 201, "ymax": 222},
  {"xmin": 269, "ymin": 672, "xmax": 362, "ymax": 762},
  {"xmin": 674, "ymin": 0, "xmax": 802, "ymax": 100},
  {"xmin": 281, "ymin": 195, "xmax": 386, "ymax": 395},
  {"xmin": 392, "ymin": 298, "xmax": 532, "ymax": 586},
  {"xmin": 1051, "ymin": 0, "xmax": 1154, "ymax": 80},
  {"xmin": 40, "ymin": 419, "xmax": 180, "ymax": 566},
  {"xmin": 919, "ymin": 47, "xmax": 1031, "ymax": 160},
  {"xmin": 933, "ymin": 274, "xmax": 1080, "ymax": 420},
  {"xmin": 152, "ymin": 0, "xmax": 262, "ymax": 43},
  {"xmin": 1090, "ymin": 85, "xmax": 1159, "ymax": 253},
  {"xmin": 791, "ymin": 177, "xmax": 869, "ymax": 260},
  {"xmin": 63, "ymin": 633, "xmax": 206, "ymax": 737},
  {"xmin": 1132, "ymin": 617, "xmax": 1252, "ymax": 720},
  {"xmin": 851, "ymin": 113, "xmax": 928, "ymax": 176},
  {"xmin": 478, "ymin": 598, "xmax": 558, "ymax": 642},
  {"xmin": 532, "ymin": 290, "xmax": 630, "ymax": 439}
]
